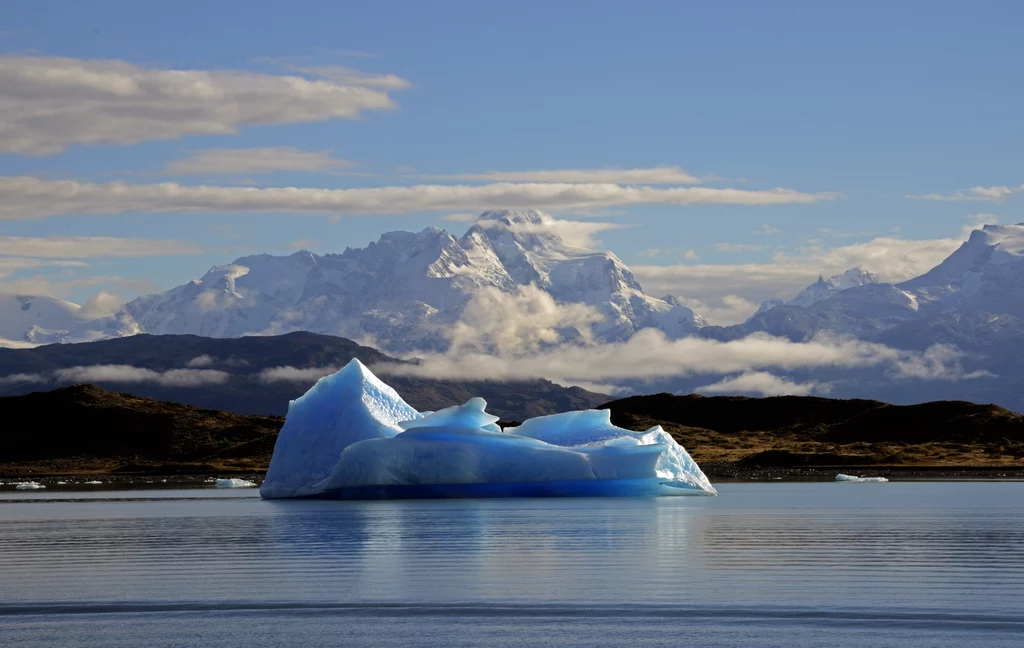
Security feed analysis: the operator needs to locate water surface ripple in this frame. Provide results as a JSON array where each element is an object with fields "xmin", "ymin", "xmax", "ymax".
[{"xmin": 1, "ymin": 482, "xmax": 1021, "ymax": 647}]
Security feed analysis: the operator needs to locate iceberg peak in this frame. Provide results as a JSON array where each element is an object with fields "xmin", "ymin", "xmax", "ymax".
[{"xmin": 399, "ymin": 396, "xmax": 501, "ymax": 433}]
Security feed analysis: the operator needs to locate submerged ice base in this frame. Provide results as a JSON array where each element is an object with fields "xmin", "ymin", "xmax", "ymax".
[{"xmin": 261, "ymin": 360, "xmax": 716, "ymax": 500}]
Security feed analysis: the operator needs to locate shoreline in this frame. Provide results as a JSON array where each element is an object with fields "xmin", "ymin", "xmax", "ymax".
[{"xmin": 3, "ymin": 464, "xmax": 1024, "ymax": 490}]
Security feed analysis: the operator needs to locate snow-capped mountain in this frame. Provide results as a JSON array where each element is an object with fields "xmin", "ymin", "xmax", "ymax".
[
  {"xmin": 789, "ymin": 268, "xmax": 881, "ymax": 308},
  {"xmin": 0, "ymin": 294, "xmax": 140, "ymax": 347},
  {"xmin": 756, "ymin": 268, "xmax": 880, "ymax": 315},
  {"xmin": 123, "ymin": 210, "xmax": 706, "ymax": 352},
  {"xmin": 900, "ymin": 224, "xmax": 1024, "ymax": 317},
  {"xmin": 709, "ymin": 223, "xmax": 1024, "ymax": 343}
]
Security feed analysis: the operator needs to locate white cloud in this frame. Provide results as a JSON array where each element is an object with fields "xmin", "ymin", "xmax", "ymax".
[
  {"xmin": 77, "ymin": 291, "xmax": 124, "ymax": 319},
  {"xmin": 284, "ymin": 65, "xmax": 412, "ymax": 90},
  {"xmin": 0, "ymin": 235, "xmax": 203, "ymax": 258},
  {"xmin": 714, "ymin": 242, "xmax": 765, "ymax": 253},
  {"xmin": 0, "ymin": 55, "xmax": 405, "ymax": 155},
  {"xmin": 696, "ymin": 372, "xmax": 823, "ymax": 397},
  {"xmin": 906, "ymin": 184, "xmax": 1024, "ymax": 202},
  {"xmin": 755, "ymin": 225, "xmax": 781, "ymax": 236},
  {"xmin": 0, "ymin": 257, "xmax": 88, "ymax": 279},
  {"xmin": 186, "ymin": 354, "xmax": 215, "ymax": 368},
  {"xmin": 256, "ymin": 365, "xmax": 338, "ymax": 383},
  {"xmin": 476, "ymin": 216, "xmax": 628, "ymax": 249},
  {"xmin": 673, "ymin": 295, "xmax": 759, "ymax": 325},
  {"xmin": 0, "ymin": 372, "xmax": 48, "ymax": 385},
  {"xmin": 447, "ymin": 285, "xmax": 603, "ymax": 355},
  {"xmin": 0, "ymin": 177, "xmax": 835, "ymax": 220},
  {"xmin": 681, "ymin": 249, "xmax": 700, "ymax": 261},
  {"xmin": 634, "ymin": 234, "xmax": 966, "ymax": 324},
  {"xmin": 164, "ymin": 147, "xmax": 356, "ymax": 175},
  {"xmin": 54, "ymin": 365, "xmax": 230, "ymax": 387},
  {"xmin": 0, "ymin": 274, "xmax": 159, "ymax": 299},
  {"xmin": 0, "ymin": 338, "xmax": 39, "ymax": 349},
  {"xmin": 438, "ymin": 213, "xmax": 479, "ymax": 223},
  {"xmin": 434, "ymin": 166, "xmax": 702, "ymax": 185},
  {"xmin": 379, "ymin": 329, "xmax": 984, "ymax": 385}
]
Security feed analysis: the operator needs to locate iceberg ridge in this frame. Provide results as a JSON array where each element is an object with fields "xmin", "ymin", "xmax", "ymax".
[{"xmin": 260, "ymin": 360, "xmax": 716, "ymax": 499}]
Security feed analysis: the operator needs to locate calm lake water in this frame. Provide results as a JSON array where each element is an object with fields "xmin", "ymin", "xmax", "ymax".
[{"xmin": 1, "ymin": 482, "xmax": 1022, "ymax": 647}]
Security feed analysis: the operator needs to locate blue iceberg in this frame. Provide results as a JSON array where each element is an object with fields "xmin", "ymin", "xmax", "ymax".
[{"xmin": 260, "ymin": 360, "xmax": 716, "ymax": 499}]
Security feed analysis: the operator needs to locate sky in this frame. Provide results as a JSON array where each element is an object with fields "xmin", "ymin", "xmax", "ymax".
[{"xmin": 1, "ymin": 0, "xmax": 1022, "ymax": 324}]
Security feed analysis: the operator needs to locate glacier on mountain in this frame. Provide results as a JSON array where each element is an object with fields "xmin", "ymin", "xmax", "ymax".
[
  {"xmin": 0, "ymin": 294, "xmax": 141, "ymax": 347},
  {"xmin": 124, "ymin": 210, "xmax": 706, "ymax": 352},
  {"xmin": 260, "ymin": 359, "xmax": 716, "ymax": 499}
]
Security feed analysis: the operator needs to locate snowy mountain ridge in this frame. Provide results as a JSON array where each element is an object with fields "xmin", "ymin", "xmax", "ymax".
[
  {"xmin": 0, "ymin": 294, "xmax": 141, "ymax": 348},
  {"xmin": 709, "ymin": 223, "xmax": 1024, "ymax": 344},
  {"xmin": 120, "ymin": 210, "xmax": 706, "ymax": 352}
]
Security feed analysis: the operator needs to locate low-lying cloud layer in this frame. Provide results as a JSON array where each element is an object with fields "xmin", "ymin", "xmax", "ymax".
[
  {"xmin": 53, "ymin": 365, "xmax": 231, "ymax": 387},
  {"xmin": 695, "ymin": 372, "xmax": 824, "ymax": 397},
  {"xmin": 378, "ymin": 328, "xmax": 986, "ymax": 388}
]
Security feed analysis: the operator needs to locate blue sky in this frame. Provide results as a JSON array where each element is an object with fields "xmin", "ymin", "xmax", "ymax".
[{"xmin": 1, "ymin": 0, "xmax": 1021, "ymax": 322}]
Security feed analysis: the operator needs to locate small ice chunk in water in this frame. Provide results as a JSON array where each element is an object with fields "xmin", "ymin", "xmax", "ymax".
[
  {"xmin": 261, "ymin": 360, "xmax": 717, "ymax": 500},
  {"xmin": 83, "ymin": 480, "xmax": 103, "ymax": 485},
  {"xmin": 16, "ymin": 482, "xmax": 45, "ymax": 490},
  {"xmin": 836, "ymin": 473, "xmax": 889, "ymax": 483},
  {"xmin": 216, "ymin": 478, "xmax": 257, "ymax": 488}
]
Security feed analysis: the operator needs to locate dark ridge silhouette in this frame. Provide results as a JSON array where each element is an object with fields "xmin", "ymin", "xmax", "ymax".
[{"xmin": 0, "ymin": 332, "xmax": 608, "ymax": 420}]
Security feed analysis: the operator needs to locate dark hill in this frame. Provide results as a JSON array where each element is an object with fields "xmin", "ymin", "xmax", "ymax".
[
  {"xmin": 0, "ymin": 332, "xmax": 607, "ymax": 420},
  {"xmin": 0, "ymin": 385, "xmax": 282, "ymax": 474},
  {"xmin": 601, "ymin": 393, "xmax": 1024, "ymax": 470},
  {"xmin": 3, "ymin": 386, "xmax": 1024, "ymax": 479}
]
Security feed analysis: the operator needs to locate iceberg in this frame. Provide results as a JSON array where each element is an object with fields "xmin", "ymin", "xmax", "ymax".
[
  {"xmin": 836, "ymin": 473, "xmax": 889, "ymax": 483},
  {"xmin": 260, "ymin": 359, "xmax": 716, "ymax": 499},
  {"xmin": 15, "ymin": 482, "xmax": 45, "ymax": 490},
  {"xmin": 215, "ymin": 478, "xmax": 257, "ymax": 488}
]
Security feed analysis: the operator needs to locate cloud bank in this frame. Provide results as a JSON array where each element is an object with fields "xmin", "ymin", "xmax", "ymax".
[
  {"xmin": 695, "ymin": 372, "xmax": 824, "ymax": 397},
  {"xmin": 164, "ymin": 147, "xmax": 356, "ymax": 176},
  {"xmin": 53, "ymin": 365, "xmax": 231, "ymax": 387},
  {"xmin": 907, "ymin": 184, "xmax": 1024, "ymax": 202},
  {"xmin": 0, "ymin": 235, "xmax": 203, "ymax": 258},
  {"xmin": 379, "ymin": 328, "xmax": 984, "ymax": 386},
  {"xmin": 0, "ymin": 176, "xmax": 837, "ymax": 220},
  {"xmin": 434, "ymin": 166, "xmax": 702, "ymax": 185},
  {"xmin": 0, "ymin": 55, "xmax": 406, "ymax": 155}
]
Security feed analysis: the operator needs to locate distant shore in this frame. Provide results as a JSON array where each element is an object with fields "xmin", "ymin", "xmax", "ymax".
[{"xmin": 3, "ymin": 464, "xmax": 1024, "ymax": 490}]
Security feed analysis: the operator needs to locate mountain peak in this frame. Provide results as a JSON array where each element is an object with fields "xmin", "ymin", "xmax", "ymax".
[
  {"xmin": 784, "ymin": 268, "xmax": 880, "ymax": 309},
  {"xmin": 475, "ymin": 209, "xmax": 550, "ymax": 226}
]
